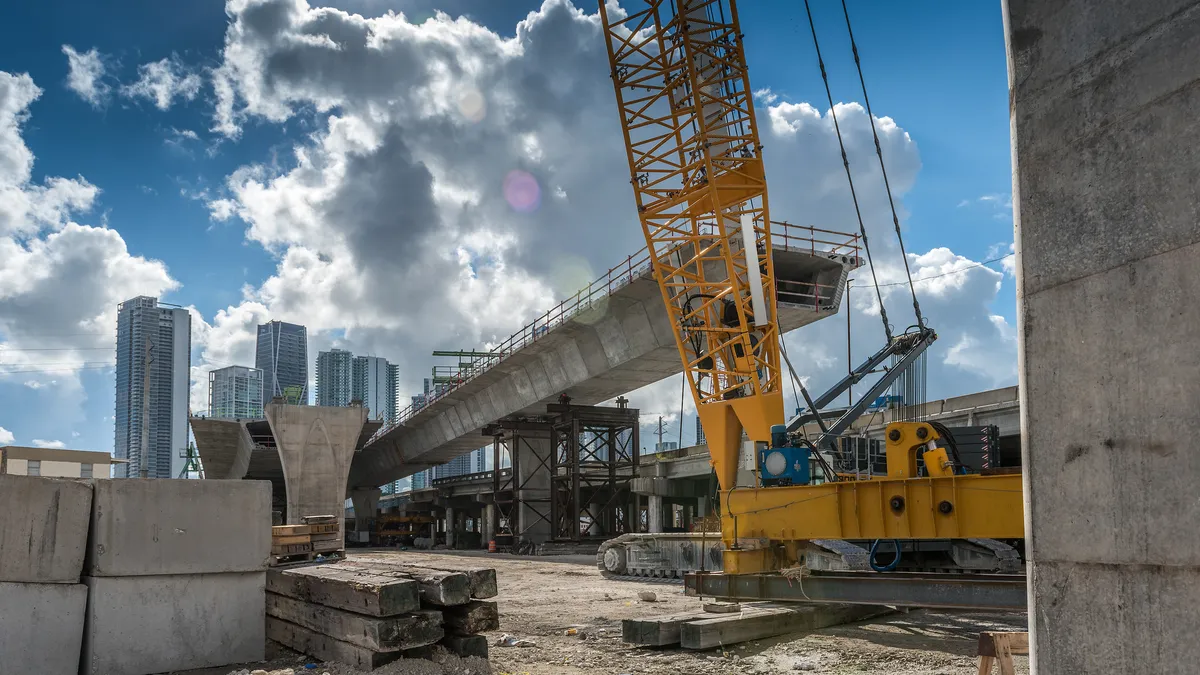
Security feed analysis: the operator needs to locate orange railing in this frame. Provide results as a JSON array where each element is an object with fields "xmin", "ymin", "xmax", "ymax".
[{"xmin": 365, "ymin": 223, "xmax": 859, "ymax": 446}]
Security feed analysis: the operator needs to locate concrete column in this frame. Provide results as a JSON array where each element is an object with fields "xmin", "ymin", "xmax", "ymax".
[
  {"xmin": 1006, "ymin": 2, "xmax": 1200, "ymax": 671},
  {"xmin": 648, "ymin": 495, "xmax": 663, "ymax": 534},
  {"xmin": 697, "ymin": 495, "xmax": 709, "ymax": 519},
  {"xmin": 482, "ymin": 503, "xmax": 496, "ymax": 546},
  {"xmin": 349, "ymin": 487, "xmax": 381, "ymax": 535},
  {"xmin": 266, "ymin": 403, "xmax": 368, "ymax": 545},
  {"xmin": 516, "ymin": 435, "xmax": 552, "ymax": 544},
  {"xmin": 445, "ymin": 506, "xmax": 456, "ymax": 549}
]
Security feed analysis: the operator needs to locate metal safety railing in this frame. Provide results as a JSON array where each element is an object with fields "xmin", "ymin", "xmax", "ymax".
[{"xmin": 365, "ymin": 223, "xmax": 859, "ymax": 446}]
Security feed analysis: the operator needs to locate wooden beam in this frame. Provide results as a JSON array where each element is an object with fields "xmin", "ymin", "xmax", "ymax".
[
  {"xmin": 265, "ymin": 592, "xmax": 442, "ymax": 652},
  {"xmin": 266, "ymin": 566, "xmax": 419, "ymax": 616},
  {"xmin": 679, "ymin": 603, "xmax": 889, "ymax": 650}
]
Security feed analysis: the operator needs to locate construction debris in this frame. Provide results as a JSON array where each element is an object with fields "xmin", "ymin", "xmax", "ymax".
[{"xmin": 266, "ymin": 560, "xmax": 497, "ymax": 671}]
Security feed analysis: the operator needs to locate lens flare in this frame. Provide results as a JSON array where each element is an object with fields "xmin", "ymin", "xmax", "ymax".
[
  {"xmin": 503, "ymin": 170, "xmax": 540, "ymax": 213},
  {"xmin": 458, "ymin": 88, "xmax": 486, "ymax": 123}
]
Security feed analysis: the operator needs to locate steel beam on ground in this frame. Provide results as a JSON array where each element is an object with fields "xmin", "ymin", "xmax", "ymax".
[{"xmin": 684, "ymin": 571, "xmax": 1027, "ymax": 611}]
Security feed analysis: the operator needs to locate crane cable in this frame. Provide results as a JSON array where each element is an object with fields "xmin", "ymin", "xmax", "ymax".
[
  {"xmin": 802, "ymin": 0, "xmax": 893, "ymax": 343},
  {"xmin": 840, "ymin": 0, "xmax": 926, "ymax": 331}
]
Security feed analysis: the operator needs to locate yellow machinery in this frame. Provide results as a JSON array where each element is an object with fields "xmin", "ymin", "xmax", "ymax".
[{"xmin": 598, "ymin": 0, "xmax": 1023, "ymax": 584}]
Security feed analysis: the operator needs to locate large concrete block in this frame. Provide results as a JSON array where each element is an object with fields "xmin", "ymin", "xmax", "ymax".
[
  {"xmin": 0, "ymin": 475, "xmax": 93, "ymax": 583},
  {"xmin": 81, "ymin": 572, "xmax": 265, "ymax": 675},
  {"xmin": 86, "ymin": 478, "xmax": 271, "ymax": 577},
  {"xmin": 0, "ymin": 581, "xmax": 87, "ymax": 674}
]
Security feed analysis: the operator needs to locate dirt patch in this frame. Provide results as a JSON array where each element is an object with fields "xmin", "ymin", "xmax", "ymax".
[{"xmin": 186, "ymin": 549, "xmax": 1028, "ymax": 675}]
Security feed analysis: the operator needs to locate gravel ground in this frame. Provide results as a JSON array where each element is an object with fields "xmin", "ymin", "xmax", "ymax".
[{"xmin": 186, "ymin": 549, "xmax": 1028, "ymax": 675}]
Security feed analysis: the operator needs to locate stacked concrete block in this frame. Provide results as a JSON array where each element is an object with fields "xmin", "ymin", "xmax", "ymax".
[
  {"xmin": 80, "ymin": 479, "xmax": 272, "ymax": 675},
  {"xmin": 267, "ymin": 559, "xmax": 498, "ymax": 670},
  {"xmin": 0, "ymin": 475, "xmax": 94, "ymax": 674}
]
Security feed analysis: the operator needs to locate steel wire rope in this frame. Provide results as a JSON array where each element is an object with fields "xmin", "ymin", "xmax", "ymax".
[
  {"xmin": 840, "ymin": 0, "xmax": 925, "ymax": 331},
  {"xmin": 802, "ymin": 0, "xmax": 892, "ymax": 343}
]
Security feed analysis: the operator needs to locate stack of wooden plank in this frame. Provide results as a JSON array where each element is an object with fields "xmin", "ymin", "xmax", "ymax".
[
  {"xmin": 623, "ymin": 602, "xmax": 890, "ymax": 649},
  {"xmin": 303, "ymin": 515, "xmax": 342, "ymax": 555},
  {"xmin": 271, "ymin": 525, "xmax": 313, "ymax": 565},
  {"xmin": 266, "ymin": 559, "xmax": 499, "ymax": 670}
]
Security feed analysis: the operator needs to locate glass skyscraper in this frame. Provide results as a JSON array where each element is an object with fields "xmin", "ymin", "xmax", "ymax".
[
  {"xmin": 255, "ymin": 321, "xmax": 308, "ymax": 404},
  {"xmin": 352, "ymin": 355, "xmax": 399, "ymax": 423},
  {"xmin": 315, "ymin": 348, "xmax": 353, "ymax": 407},
  {"xmin": 114, "ymin": 296, "xmax": 191, "ymax": 478},
  {"xmin": 207, "ymin": 366, "xmax": 264, "ymax": 420}
]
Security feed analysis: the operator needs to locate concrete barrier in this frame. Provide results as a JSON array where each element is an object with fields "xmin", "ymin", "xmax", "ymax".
[
  {"xmin": 0, "ymin": 581, "xmax": 87, "ymax": 674},
  {"xmin": 0, "ymin": 475, "xmax": 92, "ymax": 583},
  {"xmin": 80, "ymin": 572, "xmax": 266, "ymax": 675},
  {"xmin": 85, "ymin": 478, "xmax": 271, "ymax": 576}
]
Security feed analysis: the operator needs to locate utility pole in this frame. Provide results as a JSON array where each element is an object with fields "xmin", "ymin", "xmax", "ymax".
[
  {"xmin": 139, "ymin": 337, "xmax": 154, "ymax": 479},
  {"xmin": 656, "ymin": 415, "xmax": 664, "ymax": 452}
]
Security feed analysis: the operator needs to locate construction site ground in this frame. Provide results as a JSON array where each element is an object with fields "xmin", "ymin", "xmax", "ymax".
[{"xmin": 189, "ymin": 549, "xmax": 1029, "ymax": 675}]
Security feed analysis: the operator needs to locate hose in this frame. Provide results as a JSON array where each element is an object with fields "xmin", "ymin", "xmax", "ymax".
[{"xmin": 869, "ymin": 539, "xmax": 902, "ymax": 572}]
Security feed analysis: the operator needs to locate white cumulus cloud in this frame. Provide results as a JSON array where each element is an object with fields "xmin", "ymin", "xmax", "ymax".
[
  {"xmin": 184, "ymin": 0, "xmax": 1015, "ymax": 452},
  {"xmin": 0, "ymin": 70, "xmax": 178, "ymax": 393},
  {"xmin": 121, "ymin": 55, "xmax": 203, "ymax": 110},
  {"xmin": 61, "ymin": 45, "xmax": 111, "ymax": 107},
  {"xmin": 31, "ymin": 439, "xmax": 66, "ymax": 449},
  {"xmin": 0, "ymin": 426, "xmax": 13, "ymax": 445}
]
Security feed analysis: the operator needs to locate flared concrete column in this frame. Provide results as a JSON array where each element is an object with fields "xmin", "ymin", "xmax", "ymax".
[
  {"xmin": 1006, "ymin": 2, "xmax": 1200, "ymax": 671},
  {"xmin": 349, "ymin": 487, "xmax": 381, "ymax": 534},
  {"xmin": 445, "ymin": 506, "xmax": 456, "ymax": 548},
  {"xmin": 648, "ymin": 495, "xmax": 663, "ymax": 534},
  {"xmin": 266, "ymin": 403, "xmax": 367, "ymax": 544}
]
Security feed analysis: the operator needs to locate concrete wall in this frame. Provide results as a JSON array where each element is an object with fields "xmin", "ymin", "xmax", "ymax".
[
  {"xmin": 81, "ymin": 572, "xmax": 265, "ymax": 675},
  {"xmin": 266, "ymin": 403, "xmax": 367, "ymax": 535},
  {"xmin": 86, "ymin": 479, "xmax": 271, "ymax": 576},
  {"xmin": 81, "ymin": 478, "xmax": 270, "ymax": 673},
  {"xmin": 0, "ymin": 476, "xmax": 93, "ymax": 674},
  {"xmin": 0, "ymin": 475, "xmax": 93, "ymax": 583},
  {"xmin": 1006, "ymin": 0, "xmax": 1200, "ymax": 671},
  {"xmin": 0, "ymin": 581, "xmax": 87, "ymax": 675}
]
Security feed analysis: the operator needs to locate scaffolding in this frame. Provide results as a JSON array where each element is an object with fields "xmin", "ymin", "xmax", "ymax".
[{"xmin": 487, "ymin": 398, "xmax": 640, "ymax": 546}]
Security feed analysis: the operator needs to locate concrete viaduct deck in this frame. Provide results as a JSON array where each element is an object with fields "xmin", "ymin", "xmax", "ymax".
[{"xmin": 350, "ymin": 224, "xmax": 860, "ymax": 489}]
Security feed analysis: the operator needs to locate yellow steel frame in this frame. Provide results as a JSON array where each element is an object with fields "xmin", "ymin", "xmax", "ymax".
[
  {"xmin": 720, "ymin": 422, "xmax": 1025, "ymax": 573},
  {"xmin": 599, "ymin": 0, "xmax": 783, "ymax": 492}
]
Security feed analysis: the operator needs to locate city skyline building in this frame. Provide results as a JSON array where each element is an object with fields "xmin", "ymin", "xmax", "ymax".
[
  {"xmin": 353, "ymin": 355, "xmax": 400, "ymax": 423},
  {"xmin": 255, "ymin": 321, "xmax": 308, "ymax": 404},
  {"xmin": 695, "ymin": 414, "xmax": 706, "ymax": 446},
  {"xmin": 315, "ymin": 348, "xmax": 354, "ymax": 407},
  {"xmin": 114, "ymin": 296, "xmax": 191, "ymax": 478},
  {"xmin": 208, "ymin": 366, "xmax": 264, "ymax": 420}
]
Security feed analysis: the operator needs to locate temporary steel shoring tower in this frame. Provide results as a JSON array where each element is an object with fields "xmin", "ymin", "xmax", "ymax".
[{"xmin": 488, "ymin": 401, "xmax": 640, "ymax": 545}]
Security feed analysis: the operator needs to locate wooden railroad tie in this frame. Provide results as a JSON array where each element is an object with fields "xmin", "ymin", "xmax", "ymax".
[{"xmin": 977, "ymin": 631, "xmax": 1029, "ymax": 675}]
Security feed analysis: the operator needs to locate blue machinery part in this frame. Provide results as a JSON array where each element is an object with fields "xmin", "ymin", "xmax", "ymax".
[{"xmin": 759, "ymin": 424, "xmax": 812, "ymax": 487}]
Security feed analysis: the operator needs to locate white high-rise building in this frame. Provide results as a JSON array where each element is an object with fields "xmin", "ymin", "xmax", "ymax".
[
  {"xmin": 315, "ymin": 349, "xmax": 354, "ymax": 407},
  {"xmin": 353, "ymin": 356, "xmax": 399, "ymax": 423},
  {"xmin": 114, "ymin": 296, "xmax": 191, "ymax": 479},
  {"xmin": 208, "ymin": 366, "xmax": 264, "ymax": 419}
]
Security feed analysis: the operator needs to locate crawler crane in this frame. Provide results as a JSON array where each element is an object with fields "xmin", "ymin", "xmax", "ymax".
[{"xmin": 595, "ymin": 0, "xmax": 1025, "ymax": 608}]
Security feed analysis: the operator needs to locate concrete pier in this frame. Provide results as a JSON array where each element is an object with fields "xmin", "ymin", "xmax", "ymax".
[
  {"xmin": 1006, "ymin": 0, "xmax": 1200, "ymax": 671},
  {"xmin": 266, "ymin": 402, "xmax": 368, "ymax": 531}
]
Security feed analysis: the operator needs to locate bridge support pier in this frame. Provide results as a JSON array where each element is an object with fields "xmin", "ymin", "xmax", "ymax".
[
  {"xmin": 266, "ymin": 402, "xmax": 367, "ymax": 543},
  {"xmin": 349, "ymin": 487, "xmax": 381, "ymax": 536}
]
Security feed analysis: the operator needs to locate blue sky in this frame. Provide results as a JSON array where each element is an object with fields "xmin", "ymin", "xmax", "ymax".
[{"xmin": 0, "ymin": 0, "xmax": 1016, "ymax": 454}]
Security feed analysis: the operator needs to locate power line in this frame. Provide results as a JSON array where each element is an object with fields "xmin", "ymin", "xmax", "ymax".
[
  {"xmin": 0, "ymin": 347, "xmax": 112, "ymax": 352},
  {"xmin": 0, "ymin": 364, "xmax": 114, "ymax": 374},
  {"xmin": 873, "ymin": 253, "xmax": 1014, "ymax": 287}
]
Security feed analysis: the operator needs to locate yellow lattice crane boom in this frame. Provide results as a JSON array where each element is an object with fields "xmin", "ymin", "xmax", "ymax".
[
  {"xmin": 598, "ymin": 1, "xmax": 1025, "ymax": 584},
  {"xmin": 598, "ymin": 0, "xmax": 782, "ymax": 495}
]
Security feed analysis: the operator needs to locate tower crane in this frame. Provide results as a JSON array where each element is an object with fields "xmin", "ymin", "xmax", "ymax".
[{"xmin": 595, "ymin": 0, "xmax": 1025, "ymax": 603}]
